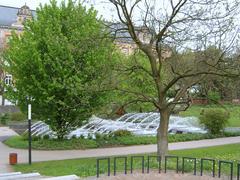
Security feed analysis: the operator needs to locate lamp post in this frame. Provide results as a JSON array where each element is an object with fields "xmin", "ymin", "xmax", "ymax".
[{"xmin": 27, "ymin": 98, "xmax": 32, "ymax": 165}]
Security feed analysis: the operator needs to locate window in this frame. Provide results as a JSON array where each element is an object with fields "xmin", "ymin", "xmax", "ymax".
[{"xmin": 5, "ymin": 74, "xmax": 12, "ymax": 85}]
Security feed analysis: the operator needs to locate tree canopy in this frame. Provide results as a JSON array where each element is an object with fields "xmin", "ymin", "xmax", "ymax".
[{"xmin": 4, "ymin": 0, "xmax": 115, "ymax": 139}]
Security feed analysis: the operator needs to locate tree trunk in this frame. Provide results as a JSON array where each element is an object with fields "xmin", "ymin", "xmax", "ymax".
[
  {"xmin": 56, "ymin": 120, "xmax": 66, "ymax": 140},
  {"xmin": 157, "ymin": 108, "xmax": 170, "ymax": 159}
]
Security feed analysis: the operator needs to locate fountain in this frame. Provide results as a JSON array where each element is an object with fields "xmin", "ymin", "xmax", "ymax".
[
  {"xmin": 29, "ymin": 121, "xmax": 54, "ymax": 137},
  {"xmin": 70, "ymin": 113, "xmax": 206, "ymax": 137},
  {"xmin": 26, "ymin": 112, "xmax": 206, "ymax": 138}
]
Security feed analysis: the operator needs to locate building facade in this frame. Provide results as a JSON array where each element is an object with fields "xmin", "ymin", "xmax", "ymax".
[
  {"xmin": 0, "ymin": 4, "xmax": 33, "ymax": 48},
  {"xmin": 0, "ymin": 4, "xmax": 34, "ymax": 105}
]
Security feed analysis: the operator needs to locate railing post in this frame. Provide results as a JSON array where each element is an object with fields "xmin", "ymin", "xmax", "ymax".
[
  {"xmin": 96, "ymin": 157, "xmax": 110, "ymax": 178},
  {"xmin": 114, "ymin": 157, "xmax": 116, "ymax": 176},
  {"xmin": 158, "ymin": 156, "xmax": 161, "ymax": 173},
  {"xmin": 147, "ymin": 155, "xmax": 161, "ymax": 174},
  {"xmin": 97, "ymin": 159, "xmax": 99, "ymax": 178},
  {"xmin": 201, "ymin": 158, "xmax": 215, "ymax": 177},
  {"xmin": 108, "ymin": 158, "xmax": 110, "ymax": 176},
  {"xmin": 237, "ymin": 163, "xmax": 240, "ymax": 180},
  {"xmin": 147, "ymin": 156, "xmax": 150, "ymax": 173},
  {"xmin": 213, "ymin": 159, "xmax": 215, "ymax": 177},
  {"xmin": 176, "ymin": 156, "xmax": 179, "ymax": 173},
  {"xmin": 96, "ymin": 155, "xmax": 236, "ymax": 180},
  {"xmin": 182, "ymin": 157, "xmax": 196, "ymax": 175},
  {"xmin": 130, "ymin": 156, "xmax": 144, "ymax": 174},
  {"xmin": 113, "ymin": 156, "xmax": 127, "ymax": 176},
  {"xmin": 125, "ymin": 157, "xmax": 127, "ymax": 175},
  {"xmin": 131, "ymin": 156, "xmax": 133, "ymax": 174},
  {"xmin": 165, "ymin": 155, "xmax": 179, "ymax": 173},
  {"xmin": 194, "ymin": 158, "xmax": 196, "ymax": 175},
  {"xmin": 182, "ymin": 157, "xmax": 185, "ymax": 174},
  {"xmin": 164, "ymin": 156, "xmax": 167, "ymax": 173},
  {"xmin": 218, "ymin": 160, "xmax": 221, "ymax": 178},
  {"xmin": 218, "ymin": 160, "xmax": 233, "ymax": 180}
]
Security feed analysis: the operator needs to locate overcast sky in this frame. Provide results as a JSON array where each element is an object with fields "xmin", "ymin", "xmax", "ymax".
[
  {"xmin": 0, "ymin": 0, "xmax": 116, "ymax": 20},
  {"xmin": 1, "ymin": 0, "xmax": 53, "ymax": 9}
]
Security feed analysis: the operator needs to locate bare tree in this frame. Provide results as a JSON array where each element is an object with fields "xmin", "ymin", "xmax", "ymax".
[{"xmin": 107, "ymin": 0, "xmax": 240, "ymax": 157}]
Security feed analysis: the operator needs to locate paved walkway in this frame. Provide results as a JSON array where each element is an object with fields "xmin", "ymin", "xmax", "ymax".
[
  {"xmin": 1, "ymin": 127, "xmax": 240, "ymax": 173},
  {"xmin": 97, "ymin": 173, "xmax": 225, "ymax": 180}
]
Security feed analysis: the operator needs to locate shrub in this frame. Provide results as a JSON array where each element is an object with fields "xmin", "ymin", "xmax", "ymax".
[
  {"xmin": 102, "ymin": 134, "xmax": 110, "ymax": 140},
  {"xmin": 87, "ymin": 134, "xmax": 93, "ymax": 140},
  {"xmin": 71, "ymin": 135, "xmax": 77, "ymax": 139},
  {"xmin": 200, "ymin": 108, "xmax": 229, "ymax": 135},
  {"xmin": 95, "ymin": 133, "xmax": 102, "ymax": 140},
  {"xmin": 43, "ymin": 134, "xmax": 50, "ymax": 140},
  {"xmin": 21, "ymin": 131, "xmax": 28, "ymax": 140},
  {"xmin": 113, "ymin": 130, "xmax": 132, "ymax": 137},
  {"xmin": 22, "ymin": 132, "xmax": 40, "ymax": 141},
  {"xmin": 208, "ymin": 90, "xmax": 221, "ymax": 103},
  {"xmin": 0, "ymin": 113, "xmax": 10, "ymax": 125},
  {"xmin": 10, "ymin": 112, "xmax": 26, "ymax": 121},
  {"xmin": 32, "ymin": 136, "xmax": 40, "ymax": 141},
  {"xmin": 80, "ymin": 135, "xmax": 85, "ymax": 139}
]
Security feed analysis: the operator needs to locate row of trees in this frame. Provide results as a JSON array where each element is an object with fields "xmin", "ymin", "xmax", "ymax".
[{"xmin": 2, "ymin": 0, "xmax": 240, "ymax": 157}]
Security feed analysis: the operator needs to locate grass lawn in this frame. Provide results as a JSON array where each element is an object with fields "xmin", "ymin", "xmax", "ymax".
[
  {"xmin": 13, "ymin": 143, "xmax": 240, "ymax": 177},
  {"xmin": 4, "ymin": 132, "xmax": 240, "ymax": 150},
  {"xmin": 180, "ymin": 104, "xmax": 240, "ymax": 127}
]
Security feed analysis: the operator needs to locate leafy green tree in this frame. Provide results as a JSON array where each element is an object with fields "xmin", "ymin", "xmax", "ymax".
[
  {"xmin": 113, "ymin": 52, "xmax": 156, "ymax": 113},
  {"xmin": 4, "ymin": 0, "xmax": 115, "ymax": 139}
]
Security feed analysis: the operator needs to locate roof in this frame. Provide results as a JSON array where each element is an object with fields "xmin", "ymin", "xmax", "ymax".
[
  {"xmin": 108, "ymin": 22, "xmax": 133, "ymax": 43},
  {"xmin": 0, "ymin": 5, "xmax": 146, "ymax": 45},
  {"xmin": 0, "ymin": 5, "xmax": 36, "ymax": 27}
]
